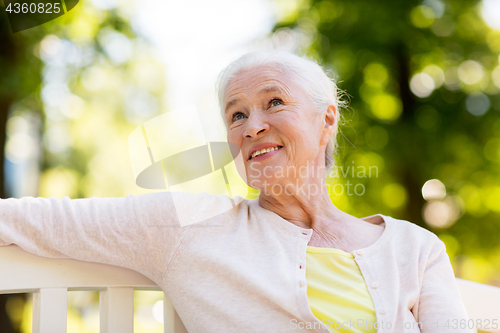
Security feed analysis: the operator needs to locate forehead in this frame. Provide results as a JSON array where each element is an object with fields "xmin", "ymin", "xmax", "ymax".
[{"xmin": 224, "ymin": 65, "xmax": 298, "ymax": 100}]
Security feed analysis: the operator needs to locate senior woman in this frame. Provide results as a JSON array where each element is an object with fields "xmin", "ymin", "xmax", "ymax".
[{"xmin": 0, "ymin": 50, "xmax": 470, "ymax": 333}]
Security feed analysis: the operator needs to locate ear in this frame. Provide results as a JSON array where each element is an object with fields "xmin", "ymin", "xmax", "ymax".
[{"xmin": 320, "ymin": 104, "xmax": 336, "ymax": 146}]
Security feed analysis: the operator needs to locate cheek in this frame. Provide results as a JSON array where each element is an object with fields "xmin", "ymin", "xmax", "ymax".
[
  {"xmin": 281, "ymin": 126, "xmax": 321, "ymax": 159},
  {"xmin": 274, "ymin": 120, "xmax": 308, "ymax": 146},
  {"xmin": 227, "ymin": 128, "xmax": 244, "ymax": 149}
]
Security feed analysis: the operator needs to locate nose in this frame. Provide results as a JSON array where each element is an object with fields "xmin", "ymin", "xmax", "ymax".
[{"xmin": 243, "ymin": 113, "xmax": 270, "ymax": 138}]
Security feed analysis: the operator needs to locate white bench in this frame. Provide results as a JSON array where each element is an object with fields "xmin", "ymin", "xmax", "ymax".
[
  {"xmin": 455, "ymin": 277, "xmax": 500, "ymax": 333},
  {"xmin": 1, "ymin": 245, "xmax": 500, "ymax": 333},
  {"xmin": 0, "ymin": 245, "xmax": 188, "ymax": 333}
]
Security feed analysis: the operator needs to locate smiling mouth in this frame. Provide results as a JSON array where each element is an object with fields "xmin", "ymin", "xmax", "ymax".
[{"xmin": 249, "ymin": 146, "xmax": 283, "ymax": 160}]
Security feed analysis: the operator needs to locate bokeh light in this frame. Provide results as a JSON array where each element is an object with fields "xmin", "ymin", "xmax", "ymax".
[
  {"xmin": 491, "ymin": 65, "xmax": 500, "ymax": 89},
  {"xmin": 410, "ymin": 5, "xmax": 435, "ymax": 28},
  {"xmin": 422, "ymin": 65, "xmax": 445, "ymax": 88},
  {"xmin": 422, "ymin": 179, "xmax": 446, "ymax": 201},
  {"xmin": 444, "ymin": 66, "xmax": 463, "ymax": 91},
  {"xmin": 152, "ymin": 300, "xmax": 164, "ymax": 324},
  {"xmin": 423, "ymin": 196, "xmax": 463, "ymax": 228},
  {"xmin": 98, "ymin": 28, "xmax": 133, "ymax": 65},
  {"xmin": 484, "ymin": 138, "xmax": 500, "ymax": 162},
  {"xmin": 381, "ymin": 183, "xmax": 407, "ymax": 209},
  {"xmin": 458, "ymin": 60, "xmax": 484, "ymax": 85},
  {"xmin": 363, "ymin": 63, "xmax": 389, "ymax": 89},
  {"xmin": 365, "ymin": 126, "xmax": 389, "ymax": 150},
  {"xmin": 370, "ymin": 94, "xmax": 403, "ymax": 121},
  {"xmin": 465, "ymin": 92, "xmax": 491, "ymax": 116},
  {"xmin": 481, "ymin": 0, "xmax": 500, "ymax": 30},
  {"xmin": 410, "ymin": 73, "xmax": 435, "ymax": 98}
]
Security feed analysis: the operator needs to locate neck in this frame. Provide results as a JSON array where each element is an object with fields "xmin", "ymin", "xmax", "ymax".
[{"xmin": 257, "ymin": 180, "xmax": 345, "ymax": 230}]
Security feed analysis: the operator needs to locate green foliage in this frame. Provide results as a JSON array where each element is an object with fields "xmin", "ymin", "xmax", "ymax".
[{"xmin": 2, "ymin": 0, "xmax": 165, "ymax": 199}]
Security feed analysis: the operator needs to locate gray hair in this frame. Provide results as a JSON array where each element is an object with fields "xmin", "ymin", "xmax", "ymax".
[{"xmin": 216, "ymin": 50, "xmax": 346, "ymax": 174}]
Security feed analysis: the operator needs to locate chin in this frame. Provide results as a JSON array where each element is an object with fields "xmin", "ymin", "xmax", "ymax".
[{"xmin": 247, "ymin": 176, "xmax": 283, "ymax": 194}]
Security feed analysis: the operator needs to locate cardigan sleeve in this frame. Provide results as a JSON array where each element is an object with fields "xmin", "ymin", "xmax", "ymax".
[
  {"xmin": 0, "ymin": 192, "xmax": 198, "ymax": 282},
  {"xmin": 415, "ymin": 238, "xmax": 473, "ymax": 333}
]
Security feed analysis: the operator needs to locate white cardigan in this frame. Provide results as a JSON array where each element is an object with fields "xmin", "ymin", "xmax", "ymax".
[{"xmin": 0, "ymin": 191, "xmax": 471, "ymax": 332}]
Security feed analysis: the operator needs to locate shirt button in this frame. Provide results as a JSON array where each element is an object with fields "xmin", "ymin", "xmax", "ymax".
[
  {"xmin": 299, "ymin": 264, "xmax": 304, "ymax": 269},
  {"xmin": 371, "ymin": 282, "xmax": 378, "ymax": 289},
  {"xmin": 356, "ymin": 250, "xmax": 364, "ymax": 255},
  {"xmin": 379, "ymin": 308, "xmax": 387, "ymax": 314},
  {"xmin": 299, "ymin": 281, "xmax": 304, "ymax": 288}
]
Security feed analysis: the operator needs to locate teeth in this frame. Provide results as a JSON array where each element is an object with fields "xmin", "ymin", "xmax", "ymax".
[{"xmin": 251, "ymin": 146, "xmax": 282, "ymax": 159}]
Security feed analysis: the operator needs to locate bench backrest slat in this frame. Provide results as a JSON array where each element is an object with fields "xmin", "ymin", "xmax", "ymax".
[
  {"xmin": 163, "ymin": 294, "xmax": 189, "ymax": 333},
  {"xmin": 33, "ymin": 288, "xmax": 68, "ymax": 333},
  {"xmin": 100, "ymin": 287, "xmax": 134, "ymax": 333}
]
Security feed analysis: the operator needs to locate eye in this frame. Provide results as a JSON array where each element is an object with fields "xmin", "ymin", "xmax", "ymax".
[
  {"xmin": 270, "ymin": 98, "xmax": 283, "ymax": 108},
  {"xmin": 231, "ymin": 112, "xmax": 245, "ymax": 122}
]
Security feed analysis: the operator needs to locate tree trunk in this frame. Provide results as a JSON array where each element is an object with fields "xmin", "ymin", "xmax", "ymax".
[{"xmin": 395, "ymin": 42, "xmax": 426, "ymax": 227}]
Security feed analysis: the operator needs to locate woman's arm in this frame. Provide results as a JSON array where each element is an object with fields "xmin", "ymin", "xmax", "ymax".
[
  {"xmin": 0, "ymin": 192, "xmax": 194, "ymax": 283},
  {"xmin": 415, "ymin": 239, "xmax": 473, "ymax": 333}
]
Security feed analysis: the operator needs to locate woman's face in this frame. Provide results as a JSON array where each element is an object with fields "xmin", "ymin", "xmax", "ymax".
[{"xmin": 224, "ymin": 65, "xmax": 334, "ymax": 192}]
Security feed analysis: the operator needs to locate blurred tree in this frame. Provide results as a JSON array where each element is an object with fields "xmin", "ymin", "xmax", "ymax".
[
  {"xmin": 0, "ymin": 5, "xmax": 45, "ymax": 332},
  {"xmin": 269, "ymin": 0, "xmax": 500, "ymax": 284},
  {"xmin": 0, "ymin": 0, "xmax": 165, "ymax": 331}
]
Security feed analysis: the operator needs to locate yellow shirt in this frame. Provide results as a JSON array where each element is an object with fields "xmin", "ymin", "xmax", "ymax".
[{"xmin": 306, "ymin": 246, "xmax": 378, "ymax": 333}]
